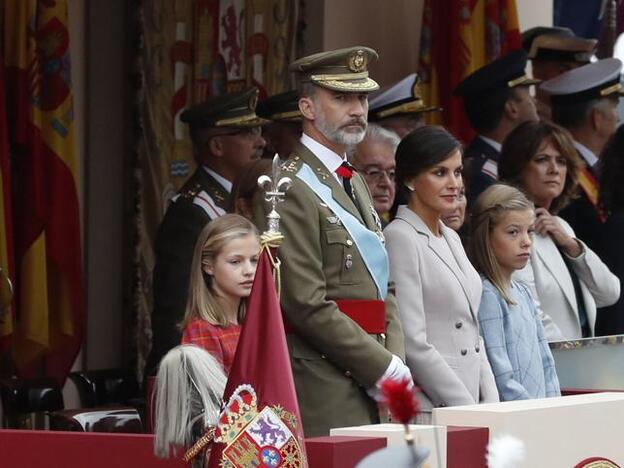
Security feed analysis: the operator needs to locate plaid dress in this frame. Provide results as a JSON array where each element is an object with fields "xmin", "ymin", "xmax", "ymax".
[{"xmin": 182, "ymin": 319, "xmax": 242, "ymax": 374}]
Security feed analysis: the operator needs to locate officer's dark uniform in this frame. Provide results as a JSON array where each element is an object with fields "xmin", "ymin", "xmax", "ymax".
[
  {"xmin": 454, "ymin": 50, "xmax": 540, "ymax": 206},
  {"xmin": 462, "ymin": 136, "xmax": 501, "ymax": 207},
  {"xmin": 540, "ymin": 58, "xmax": 624, "ymax": 253},
  {"xmin": 146, "ymin": 88, "xmax": 266, "ymax": 375}
]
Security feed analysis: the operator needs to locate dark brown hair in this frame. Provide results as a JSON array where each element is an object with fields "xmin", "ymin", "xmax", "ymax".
[
  {"xmin": 395, "ymin": 125, "xmax": 462, "ymax": 198},
  {"xmin": 498, "ymin": 120, "xmax": 582, "ymax": 214}
]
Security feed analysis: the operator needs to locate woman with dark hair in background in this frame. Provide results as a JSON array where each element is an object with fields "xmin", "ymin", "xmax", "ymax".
[
  {"xmin": 499, "ymin": 120, "xmax": 620, "ymax": 341},
  {"xmin": 385, "ymin": 126, "xmax": 498, "ymax": 422},
  {"xmin": 595, "ymin": 126, "xmax": 624, "ymax": 335}
]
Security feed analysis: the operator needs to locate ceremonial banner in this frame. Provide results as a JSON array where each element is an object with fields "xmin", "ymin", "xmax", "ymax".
[
  {"xmin": 208, "ymin": 249, "xmax": 306, "ymax": 467},
  {"xmin": 3, "ymin": 0, "xmax": 83, "ymax": 382},
  {"xmin": 419, "ymin": 0, "xmax": 521, "ymax": 143},
  {"xmin": 0, "ymin": 52, "xmax": 14, "ymax": 358},
  {"xmin": 136, "ymin": 0, "xmax": 299, "ymax": 376}
]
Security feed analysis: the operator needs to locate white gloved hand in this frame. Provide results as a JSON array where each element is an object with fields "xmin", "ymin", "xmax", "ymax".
[{"xmin": 366, "ymin": 354, "xmax": 414, "ymax": 401}]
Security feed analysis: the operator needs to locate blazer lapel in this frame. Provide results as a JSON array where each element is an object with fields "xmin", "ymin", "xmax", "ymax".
[
  {"xmin": 295, "ymin": 143, "xmax": 364, "ymax": 222},
  {"xmin": 441, "ymin": 226, "xmax": 479, "ymax": 318},
  {"xmin": 534, "ymin": 234, "xmax": 578, "ymax": 316},
  {"xmin": 397, "ymin": 207, "xmax": 476, "ymax": 319}
]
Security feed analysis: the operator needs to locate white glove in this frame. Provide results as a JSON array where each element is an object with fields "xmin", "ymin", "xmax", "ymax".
[{"xmin": 366, "ymin": 354, "xmax": 414, "ymax": 402}]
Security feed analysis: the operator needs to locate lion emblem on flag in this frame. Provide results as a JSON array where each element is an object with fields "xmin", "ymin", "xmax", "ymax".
[{"xmin": 214, "ymin": 384, "xmax": 304, "ymax": 468}]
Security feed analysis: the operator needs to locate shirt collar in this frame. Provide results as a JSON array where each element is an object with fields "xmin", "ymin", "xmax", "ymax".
[
  {"xmin": 478, "ymin": 135, "xmax": 502, "ymax": 153},
  {"xmin": 573, "ymin": 141, "xmax": 598, "ymax": 168},
  {"xmin": 301, "ymin": 133, "xmax": 346, "ymax": 178},
  {"xmin": 202, "ymin": 166, "xmax": 232, "ymax": 193}
]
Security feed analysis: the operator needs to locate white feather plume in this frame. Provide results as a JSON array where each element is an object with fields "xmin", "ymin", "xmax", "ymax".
[{"xmin": 487, "ymin": 434, "xmax": 526, "ymax": 468}]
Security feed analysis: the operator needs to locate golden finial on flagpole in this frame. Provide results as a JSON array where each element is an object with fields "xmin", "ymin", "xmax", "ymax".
[
  {"xmin": 257, "ymin": 154, "xmax": 292, "ymax": 240},
  {"xmin": 257, "ymin": 154, "xmax": 292, "ymax": 296}
]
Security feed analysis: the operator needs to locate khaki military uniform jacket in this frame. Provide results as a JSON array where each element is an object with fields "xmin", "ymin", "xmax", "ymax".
[{"xmin": 262, "ymin": 143, "xmax": 405, "ymax": 436}]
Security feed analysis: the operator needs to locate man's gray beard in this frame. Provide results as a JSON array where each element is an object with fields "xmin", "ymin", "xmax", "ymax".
[{"xmin": 314, "ymin": 105, "xmax": 367, "ymax": 147}]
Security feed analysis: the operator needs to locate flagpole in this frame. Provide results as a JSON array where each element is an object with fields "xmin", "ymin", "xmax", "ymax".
[{"xmin": 257, "ymin": 154, "xmax": 292, "ymax": 294}]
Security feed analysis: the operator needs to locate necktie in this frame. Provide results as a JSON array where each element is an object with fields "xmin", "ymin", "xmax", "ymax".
[{"xmin": 336, "ymin": 161, "xmax": 355, "ymax": 201}]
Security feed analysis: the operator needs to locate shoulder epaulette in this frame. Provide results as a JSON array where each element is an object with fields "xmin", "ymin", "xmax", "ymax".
[
  {"xmin": 281, "ymin": 155, "xmax": 302, "ymax": 174},
  {"xmin": 180, "ymin": 183, "xmax": 202, "ymax": 200},
  {"xmin": 480, "ymin": 158, "xmax": 498, "ymax": 179}
]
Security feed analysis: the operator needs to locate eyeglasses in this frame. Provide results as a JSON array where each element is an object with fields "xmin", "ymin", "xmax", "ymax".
[{"xmin": 359, "ymin": 167, "xmax": 396, "ymax": 182}]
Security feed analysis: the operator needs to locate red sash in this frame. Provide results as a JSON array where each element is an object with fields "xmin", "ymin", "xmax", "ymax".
[{"xmin": 284, "ymin": 299, "xmax": 386, "ymax": 334}]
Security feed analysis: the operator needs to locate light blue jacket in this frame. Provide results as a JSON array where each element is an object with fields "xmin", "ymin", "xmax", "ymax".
[{"xmin": 478, "ymin": 279, "xmax": 560, "ymax": 401}]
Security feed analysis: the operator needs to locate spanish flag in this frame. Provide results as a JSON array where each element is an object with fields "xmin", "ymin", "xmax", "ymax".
[
  {"xmin": 3, "ymin": 0, "xmax": 83, "ymax": 383},
  {"xmin": 419, "ymin": 0, "xmax": 521, "ymax": 143},
  {"xmin": 208, "ymin": 247, "xmax": 306, "ymax": 467}
]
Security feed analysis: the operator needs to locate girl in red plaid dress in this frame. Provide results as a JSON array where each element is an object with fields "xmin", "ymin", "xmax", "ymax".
[{"xmin": 181, "ymin": 214, "xmax": 260, "ymax": 374}]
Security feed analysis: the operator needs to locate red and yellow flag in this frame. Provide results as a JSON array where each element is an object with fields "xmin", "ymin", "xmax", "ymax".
[
  {"xmin": 419, "ymin": 0, "xmax": 521, "ymax": 143},
  {"xmin": 3, "ymin": 0, "xmax": 83, "ymax": 383}
]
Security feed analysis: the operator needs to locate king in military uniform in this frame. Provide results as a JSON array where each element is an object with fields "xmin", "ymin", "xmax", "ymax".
[
  {"xmin": 255, "ymin": 46, "xmax": 412, "ymax": 436},
  {"xmin": 147, "ymin": 88, "xmax": 267, "ymax": 375}
]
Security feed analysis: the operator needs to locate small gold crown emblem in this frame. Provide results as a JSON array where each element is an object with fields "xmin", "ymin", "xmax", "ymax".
[{"xmin": 348, "ymin": 50, "xmax": 367, "ymax": 73}]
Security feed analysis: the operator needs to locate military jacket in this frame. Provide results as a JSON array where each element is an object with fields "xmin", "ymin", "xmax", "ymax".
[
  {"xmin": 559, "ymin": 159, "xmax": 603, "ymax": 254},
  {"xmin": 146, "ymin": 168, "xmax": 230, "ymax": 375},
  {"xmin": 463, "ymin": 137, "xmax": 500, "ymax": 207},
  {"xmin": 256, "ymin": 142, "xmax": 405, "ymax": 436}
]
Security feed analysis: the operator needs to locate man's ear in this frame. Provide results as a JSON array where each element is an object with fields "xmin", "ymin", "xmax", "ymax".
[
  {"xmin": 590, "ymin": 105, "xmax": 606, "ymax": 132},
  {"xmin": 209, "ymin": 136, "xmax": 224, "ymax": 158},
  {"xmin": 504, "ymin": 98, "xmax": 518, "ymax": 120},
  {"xmin": 299, "ymin": 97, "xmax": 316, "ymax": 120}
]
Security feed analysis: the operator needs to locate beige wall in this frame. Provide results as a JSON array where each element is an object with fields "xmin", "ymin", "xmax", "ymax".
[
  {"xmin": 517, "ymin": 0, "xmax": 553, "ymax": 31},
  {"xmin": 323, "ymin": 0, "xmax": 423, "ymax": 87}
]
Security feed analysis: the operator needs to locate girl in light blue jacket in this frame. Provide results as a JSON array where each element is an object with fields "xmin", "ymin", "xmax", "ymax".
[{"xmin": 469, "ymin": 184, "xmax": 560, "ymax": 401}]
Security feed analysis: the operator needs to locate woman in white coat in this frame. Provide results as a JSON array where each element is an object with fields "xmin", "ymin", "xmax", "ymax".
[
  {"xmin": 385, "ymin": 126, "xmax": 499, "ymax": 421},
  {"xmin": 499, "ymin": 121, "xmax": 620, "ymax": 340}
]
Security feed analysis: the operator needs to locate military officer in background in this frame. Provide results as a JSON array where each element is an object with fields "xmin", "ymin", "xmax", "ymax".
[
  {"xmin": 368, "ymin": 73, "xmax": 440, "ymax": 137},
  {"xmin": 454, "ymin": 50, "xmax": 540, "ymax": 205},
  {"xmin": 256, "ymin": 89, "xmax": 302, "ymax": 160},
  {"xmin": 146, "ymin": 88, "xmax": 267, "ymax": 375},
  {"xmin": 257, "ymin": 46, "xmax": 411, "ymax": 436},
  {"xmin": 522, "ymin": 26, "xmax": 597, "ymax": 120},
  {"xmin": 541, "ymin": 58, "xmax": 624, "ymax": 253}
]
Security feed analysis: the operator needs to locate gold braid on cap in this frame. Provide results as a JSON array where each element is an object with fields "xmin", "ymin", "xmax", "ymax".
[
  {"xmin": 600, "ymin": 83, "xmax": 622, "ymax": 96},
  {"xmin": 508, "ymin": 75, "xmax": 530, "ymax": 87}
]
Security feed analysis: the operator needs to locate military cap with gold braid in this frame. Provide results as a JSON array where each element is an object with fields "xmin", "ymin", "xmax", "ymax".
[
  {"xmin": 289, "ymin": 46, "xmax": 380, "ymax": 92},
  {"xmin": 540, "ymin": 58, "xmax": 624, "ymax": 106},
  {"xmin": 522, "ymin": 26, "xmax": 596, "ymax": 64},
  {"xmin": 369, "ymin": 73, "xmax": 440, "ymax": 120},
  {"xmin": 180, "ymin": 87, "xmax": 268, "ymax": 131},
  {"xmin": 454, "ymin": 49, "xmax": 540, "ymax": 100},
  {"xmin": 256, "ymin": 90, "xmax": 302, "ymax": 122}
]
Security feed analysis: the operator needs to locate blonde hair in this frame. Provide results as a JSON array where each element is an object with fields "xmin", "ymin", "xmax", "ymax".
[
  {"xmin": 469, "ymin": 184, "xmax": 534, "ymax": 304},
  {"xmin": 153, "ymin": 344, "xmax": 226, "ymax": 459},
  {"xmin": 182, "ymin": 214, "xmax": 260, "ymax": 328}
]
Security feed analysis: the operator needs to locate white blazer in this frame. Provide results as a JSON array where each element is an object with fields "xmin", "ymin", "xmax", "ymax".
[
  {"xmin": 385, "ymin": 206, "xmax": 499, "ymax": 414},
  {"xmin": 514, "ymin": 216, "xmax": 620, "ymax": 340}
]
